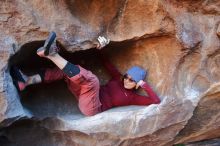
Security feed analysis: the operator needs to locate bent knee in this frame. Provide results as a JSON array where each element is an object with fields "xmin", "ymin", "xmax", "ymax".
[
  {"xmin": 81, "ymin": 109, "xmax": 98, "ymax": 116},
  {"xmin": 79, "ymin": 105, "xmax": 101, "ymax": 116}
]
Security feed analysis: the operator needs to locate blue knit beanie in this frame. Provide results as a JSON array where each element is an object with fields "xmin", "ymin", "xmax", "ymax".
[{"xmin": 126, "ymin": 66, "xmax": 147, "ymax": 83}]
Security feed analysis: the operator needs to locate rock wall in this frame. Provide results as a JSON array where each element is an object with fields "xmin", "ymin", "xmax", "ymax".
[{"xmin": 0, "ymin": 0, "xmax": 220, "ymax": 146}]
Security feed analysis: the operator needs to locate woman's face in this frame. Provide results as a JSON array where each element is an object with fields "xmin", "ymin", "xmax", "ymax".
[{"xmin": 123, "ymin": 74, "xmax": 137, "ymax": 89}]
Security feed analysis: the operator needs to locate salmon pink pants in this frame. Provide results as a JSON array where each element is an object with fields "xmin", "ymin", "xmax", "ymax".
[{"xmin": 43, "ymin": 65, "xmax": 102, "ymax": 116}]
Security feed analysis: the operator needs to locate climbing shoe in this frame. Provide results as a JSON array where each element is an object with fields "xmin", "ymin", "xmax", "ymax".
[
  {"xmin": 37, "ymin": 31, "xmax": 58, "ymax": 57},
  {"xmin": 10, "ymin": 66, "xmax": 27, "ymax": 91}
]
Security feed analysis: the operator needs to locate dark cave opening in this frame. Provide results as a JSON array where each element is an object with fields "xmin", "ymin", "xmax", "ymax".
[{"xmin": 8, "ymin": 40, "xmax": 111, "ymax": 119}]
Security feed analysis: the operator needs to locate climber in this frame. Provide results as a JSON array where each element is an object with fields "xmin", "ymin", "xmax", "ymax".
[{"xmin": 12, "ymin": 32, "xmax": 160, "ymax": 116}]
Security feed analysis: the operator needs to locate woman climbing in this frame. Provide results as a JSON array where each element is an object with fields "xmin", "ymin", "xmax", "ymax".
[{"xmin": 12, "ymin": 32, "xmax": 160, "ymax": 116}]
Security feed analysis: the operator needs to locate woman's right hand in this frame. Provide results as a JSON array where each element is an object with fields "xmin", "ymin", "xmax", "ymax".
[{"xmin": 96, "ymin": 36, "xmax": 110, "ymax": 49}]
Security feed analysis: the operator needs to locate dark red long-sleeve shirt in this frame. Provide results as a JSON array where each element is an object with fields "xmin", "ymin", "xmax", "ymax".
[{"xmin": 99, "ymin": 54, "xmax": 160, "ymax": 111}]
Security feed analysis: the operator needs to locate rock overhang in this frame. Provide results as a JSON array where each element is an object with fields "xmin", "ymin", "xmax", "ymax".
[{"xmin": 0, "ymin": 0, "xmax": 220, "ymax": 145}]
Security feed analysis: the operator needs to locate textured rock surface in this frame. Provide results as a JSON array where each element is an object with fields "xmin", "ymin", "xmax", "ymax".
[
  {"xmin": 172, "ymin": 83, "xmax": 220, "ymax": 144},
  {"xmin": 0, "ymin": 0, "xmax": 220, "ymax": 146},
  {"xmin": 185, "ymin": 138, "xmax": 220, "ymax": 146}
]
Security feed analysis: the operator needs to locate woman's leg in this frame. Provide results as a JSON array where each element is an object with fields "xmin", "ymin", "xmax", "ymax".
[
  {"xmin": 15, "ymin": 67, "xmax": 66, "ymax": 91},
  {"xmin": 43, "ymin": 53, "xmax": 67, "ymax": 70},
  {"xmin": 13, "ymin": 70, "xmax": 42, "ymax": 91},
  {"xmin": 36, "ymin": 33, "xmax": 101, "ymax": 116},
  {"xmin": 38, "ymin": 52, "xmax": 102, "ymax": 116},
  {"xmin": 37, "ymin": 51, "xmax": 80, "ymax": 78},
  {"xmin": 26, "ymin": 74, "xmax": 42, "ymax": 85},
  {"xmin": 15, "ymin": 52, "xmax": 73, "ymax": 91}
]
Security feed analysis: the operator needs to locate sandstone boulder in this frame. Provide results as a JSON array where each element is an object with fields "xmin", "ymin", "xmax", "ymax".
[{"xmin": 0, "ymin": 0, "xmax": 220, "ymax": 146}]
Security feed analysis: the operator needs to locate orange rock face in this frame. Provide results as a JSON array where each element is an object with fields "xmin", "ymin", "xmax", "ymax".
[{"xmin": 0, "ymin": 0, "xmax": 220, "ymax": 146}]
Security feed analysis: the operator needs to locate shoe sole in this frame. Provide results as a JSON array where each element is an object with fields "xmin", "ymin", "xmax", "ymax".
[{"xmin": 44, "ymin": 31, "xmax": 56, "ymax": 56}]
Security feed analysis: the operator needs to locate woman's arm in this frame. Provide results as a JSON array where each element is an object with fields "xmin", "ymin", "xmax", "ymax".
[
  {"xmin": 94, "ymin": 36, "xmax": 121, "ymax": 79},
  {"xmin": 99, "ymin": 51, "xmax": 122, "ymax": 80},
  {"xmin": 133, "ymin": 81, "xmax": 160, "ymax": 105}
]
